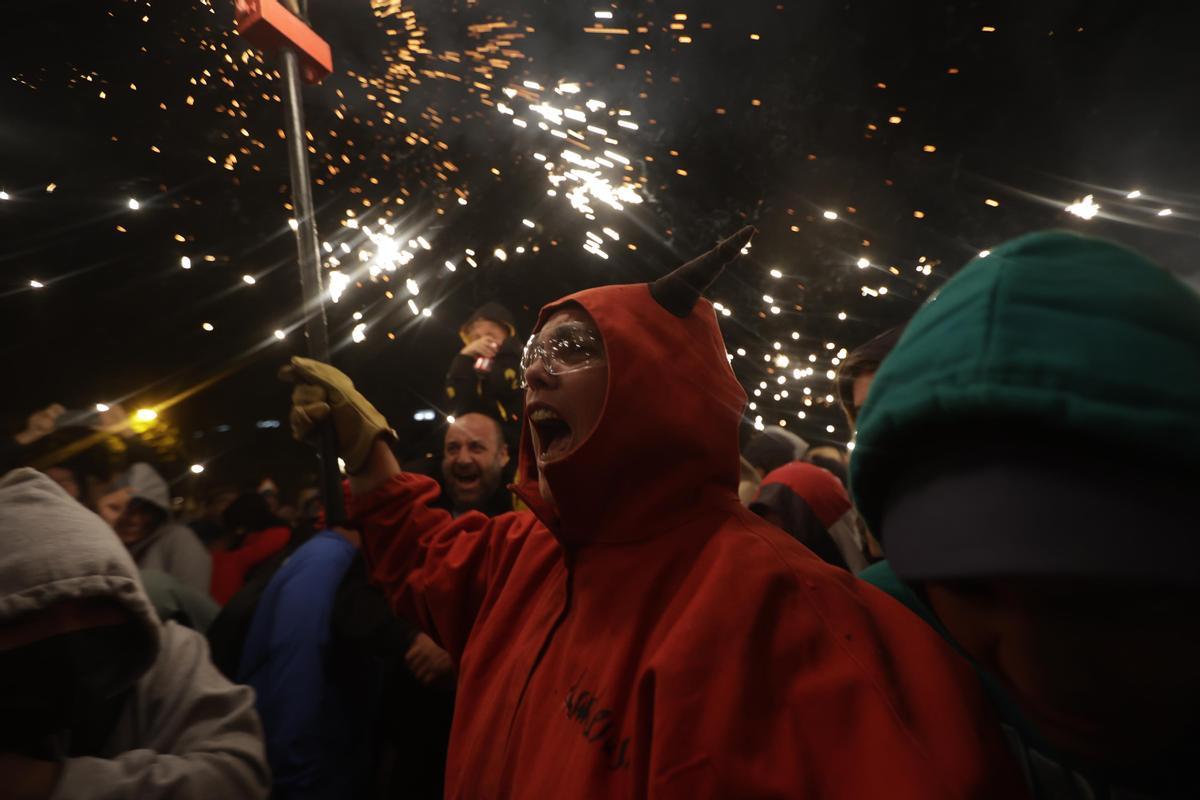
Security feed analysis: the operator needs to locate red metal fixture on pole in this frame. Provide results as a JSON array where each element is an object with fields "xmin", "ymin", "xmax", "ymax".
[{"xmin": 234, "ymin": 0, "xmax": 344, "ymax": 523}]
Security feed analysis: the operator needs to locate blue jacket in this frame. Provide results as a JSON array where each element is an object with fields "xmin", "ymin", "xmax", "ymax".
[{"xmin": 238, "ymin": 530, "xmax": 377, "ymax": 799}]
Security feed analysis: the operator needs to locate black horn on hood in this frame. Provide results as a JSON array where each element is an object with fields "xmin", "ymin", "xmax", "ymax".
[{"xmin": 649, "ymin": 226, "xmax": 756, "ymax": 317}]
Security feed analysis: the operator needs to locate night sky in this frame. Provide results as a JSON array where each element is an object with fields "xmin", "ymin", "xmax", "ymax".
[{"xmin": 3, "ymin": 1, "xmax": 1197, "ymax": 496}]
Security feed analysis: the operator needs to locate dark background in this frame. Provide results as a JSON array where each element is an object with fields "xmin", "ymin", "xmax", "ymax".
[{"xmin": 2, "ymin": 0, "xmax": 1197, "ymax": 499}]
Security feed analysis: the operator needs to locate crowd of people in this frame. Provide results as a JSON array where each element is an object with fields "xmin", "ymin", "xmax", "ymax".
[{"xmin": 0, "ymin": 227, "xmax": 1196, "ymax": 798}]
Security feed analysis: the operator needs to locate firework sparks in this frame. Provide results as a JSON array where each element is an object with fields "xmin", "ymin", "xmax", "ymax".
[{"xmin": 1065, "ymin": 194, "xmax": 1100, "ymax": 220}]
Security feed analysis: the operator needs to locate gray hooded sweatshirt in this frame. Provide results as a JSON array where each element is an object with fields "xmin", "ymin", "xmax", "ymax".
[
  {"xmin": 0, "ymin": 468, "xmax": 270, "ymax": 799},
  {"xmin": 122, "ymin": 463, "xmax": 212, "ymax": 594}
]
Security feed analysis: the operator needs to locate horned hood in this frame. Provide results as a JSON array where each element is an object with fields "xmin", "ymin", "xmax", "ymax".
[{"xmin": 513, "ymin": 229, "xmax": 753, "ymax": 544}]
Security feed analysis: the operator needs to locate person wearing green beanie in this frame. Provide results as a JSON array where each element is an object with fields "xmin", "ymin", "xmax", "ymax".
[{"xmin": 853, "ymin": 230, "xmax": 1200, "ymax": 798}]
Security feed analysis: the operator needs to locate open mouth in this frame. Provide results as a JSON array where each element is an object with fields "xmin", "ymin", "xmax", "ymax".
[
  {"xmin": 452, "ymin": 473, "xmax": 481, "ymax": 491},
  {"xmin": 529, "ymin": 406, "xmax": 573, "ymax": 463},
  {"xmin": 450, "ymin": 467, "xmax": 482, "ymax": 492}
]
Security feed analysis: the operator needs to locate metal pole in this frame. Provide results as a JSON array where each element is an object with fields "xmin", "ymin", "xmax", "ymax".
[{"xmin": 280, "ymin": 46, "xmax": 346, "ymax": 525}]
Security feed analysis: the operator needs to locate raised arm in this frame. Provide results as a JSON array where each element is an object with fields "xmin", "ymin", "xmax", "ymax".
[
  {"xmin": 350, "ymin": 440, "xmax": 543, "ymax": 662},
  {"xmin": 282, "ymin": 358, "xmax": 547, "ymax": 663}
]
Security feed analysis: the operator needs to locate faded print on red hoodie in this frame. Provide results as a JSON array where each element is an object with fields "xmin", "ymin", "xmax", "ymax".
[{"xmin": 353, "ymin": 278, "xmax": 1025, "ymax": 798}]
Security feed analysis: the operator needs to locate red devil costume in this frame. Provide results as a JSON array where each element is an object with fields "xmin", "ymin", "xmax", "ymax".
[{"xmin": 349, "ymin": 229, "xmax": 1024, "ymax": 798}]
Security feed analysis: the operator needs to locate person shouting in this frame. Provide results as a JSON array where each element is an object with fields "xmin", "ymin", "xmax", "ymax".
[{"xmin": 282, "ymin": 227, "xmax": 1024, "ymax": 798}]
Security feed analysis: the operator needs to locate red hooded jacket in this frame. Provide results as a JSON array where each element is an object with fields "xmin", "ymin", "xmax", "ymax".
[
  {"xmin": 209, "ymin": 525, "xmax": 292, "ymax": 605},
  {"xmin": 751, "ymin": 462, "xmax": 870, "ymax": 572},
  {"xmin": 351, "ymin": 281, "xmax": 1025, "ymax": 798}
]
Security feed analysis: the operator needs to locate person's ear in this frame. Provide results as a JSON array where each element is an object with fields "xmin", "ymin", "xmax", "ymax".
[{"xmin": 499, "ymin": 444, "xmax": 511, "ymax": 468}]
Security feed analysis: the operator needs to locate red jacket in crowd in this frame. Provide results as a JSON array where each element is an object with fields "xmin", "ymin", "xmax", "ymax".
[
  {"xmin": 210, "ymin": 525, "xmax": 291, "ymax": 605},
  {"xmin": 352, "ymin": 279, "xmax": 1025, "ymax": 798},
  {"xmin": 751, "ymin": 461, "xmax": 870, "ymax": 572}
]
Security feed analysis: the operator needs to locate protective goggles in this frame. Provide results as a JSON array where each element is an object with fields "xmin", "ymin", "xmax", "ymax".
[{"xmin": 520, "ymin": 322, "xmax": 605, "ymax": 383}]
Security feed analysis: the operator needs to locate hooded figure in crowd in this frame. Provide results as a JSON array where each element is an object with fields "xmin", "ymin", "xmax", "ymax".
[
  {"xmin": 18, "ymin": 431, "xmax": 221, "ymax": 631},
  {"xmin": 750, "ymin": 461, "xmax": 868, "ymax": 572},
  {"xmin": 283, "ymin": 227, "xmax": 1025, "ymax": 798},
  {"xmin": 0, "ymin": 468, "xmax": 269, "ymax": 799},
  {"xmin": 106, "ymin": 462, "xmax": 211, "ymax": 594},
  {"xmin": 854, "ymin": 231, "xmax": 1200, "ymax": 798}
]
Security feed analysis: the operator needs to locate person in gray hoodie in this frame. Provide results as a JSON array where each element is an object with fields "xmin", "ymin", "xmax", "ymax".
[
  {"xmin": 0, "ymin": 468, "xmax": 270, "ymax": 799},
  {"xmin": 102, "ymin": 463, "xmax": 212, "ymax": 594}
]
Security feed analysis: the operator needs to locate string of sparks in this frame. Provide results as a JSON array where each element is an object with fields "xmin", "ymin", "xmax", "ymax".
[{"xmin": 3, "ymin": 6, "xmax": 1188, "ymax": 442}]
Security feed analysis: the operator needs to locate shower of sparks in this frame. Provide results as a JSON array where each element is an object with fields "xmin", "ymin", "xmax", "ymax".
[
  {"xmin": 9, "ymin": 1, "xmax": 668, "ymax": 316},
  {"xmin": 8, "ymin": 1, "xmax": 1184, "ymax": 450}
]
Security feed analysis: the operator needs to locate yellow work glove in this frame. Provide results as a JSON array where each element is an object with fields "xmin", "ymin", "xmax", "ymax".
[{"xmin": 278, "ymin": 356, "xmax": 397, "ymax": 474}]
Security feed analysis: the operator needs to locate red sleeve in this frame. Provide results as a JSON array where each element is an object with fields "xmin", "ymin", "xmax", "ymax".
[
  {"xmin": 349, "ymin": 472, "xmax": 544, "ymax": 664},
  {"xmin": 644, "ymin": 524, "xmax": 1027, "ymax": 798},
  {"xmin": 237, "ymin": 526, "xmax": 292, "ymax": 565},
  {"xmin": 209, "ymin": 527, "xmax": 293, "ymax": 605}
]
